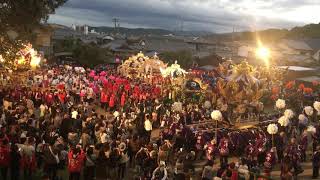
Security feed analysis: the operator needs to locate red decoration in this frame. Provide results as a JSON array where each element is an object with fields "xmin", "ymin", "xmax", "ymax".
[
  {"xmin": 312, "ymin": 81, "xmax": 319, "ymax": 86},
  {"xmin": 285, "ymin": 81, "xmax": 295, "ymax": 89},
  {"xmin": 299, "ymin": 83, "xmax": 305, "ymax": 90},
  {"xmin": 270, "ymin": 94, "xmax": 278, "ymax": 101},
  {"xmin": 303, "ymin": 87, "xmax": 313, "ymax": 94}
]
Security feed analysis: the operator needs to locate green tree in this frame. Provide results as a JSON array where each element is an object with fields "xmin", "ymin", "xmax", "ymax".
[
  {"xmin": 0, "ymin": 0, "xmax": 67, "ymax": 66},
  {"xmin": 73, "ymin": 44, "xmax": 111, "ymax": 67}
]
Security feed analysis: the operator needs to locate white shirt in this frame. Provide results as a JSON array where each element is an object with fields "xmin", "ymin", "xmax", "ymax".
[
  {"xmin": 144, "ymin": 119, "xmax": 152, "ymax": 131},
  {"xmin": 71, "ymin": 111, "xmax": 78, "ymax": 119}
]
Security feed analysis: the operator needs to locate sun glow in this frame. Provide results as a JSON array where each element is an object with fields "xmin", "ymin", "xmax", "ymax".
[{"xmin": 255, "ymin": 44, "xmax": 271, "ymax": 68}]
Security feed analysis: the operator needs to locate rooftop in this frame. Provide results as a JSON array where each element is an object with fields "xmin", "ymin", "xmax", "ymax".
[{"xmin": 278, "ymin": 66, "xmax": 316, "ymax": 71}]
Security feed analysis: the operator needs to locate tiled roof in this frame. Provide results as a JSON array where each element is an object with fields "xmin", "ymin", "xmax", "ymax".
[
  {"xmin": 304, "ymin": 39, "xmax": 320, "ymax": 50},
  {"xmin": 282, "ymin": 39, "xmax": 313, "ymax": 51}
]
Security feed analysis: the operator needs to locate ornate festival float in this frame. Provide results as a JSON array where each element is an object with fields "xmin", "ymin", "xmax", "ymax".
[
  {"xmin": 0, "ymin": 43, "xmax": 43, "ymax": 87},
  {"xmin": 118, "ymin": 52, "xmax": 167, "ymax": 84},
  {"xmin": 214, "ymin": 60, "xmax": 285, "ymax": 125}
]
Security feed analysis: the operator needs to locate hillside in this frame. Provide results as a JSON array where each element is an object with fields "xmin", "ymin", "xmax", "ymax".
[
  {"xmin": 205, "ymin": 23, "xmax": 320, "ymax": 42},
  {"xmin": 89, "ymin": 26, "xmax": 212, "ymax": 37}
]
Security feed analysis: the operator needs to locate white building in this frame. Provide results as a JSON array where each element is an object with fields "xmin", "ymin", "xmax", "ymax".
[
  {"xmin": 84, "ymin": 25, "xmax": 89, "ymax": 35},
  {"xmin": 71, "ymin": 24, "xmax": 76, "ymax": 31}
]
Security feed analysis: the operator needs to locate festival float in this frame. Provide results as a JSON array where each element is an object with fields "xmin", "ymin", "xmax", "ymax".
[
  {"xmin": 216, "ymin": 60, "xmax": 268, "ymax": 123},
  {"xmin": 0, "ymin": 43, "xmax": 43, "ymax": 87},
  {"xmin": 160, "ymin": 61, "xmax": 187, "ymax": 100},
  {"xmin": 118, "ymin": 52, "xmax": 167, "ymax": 83}
]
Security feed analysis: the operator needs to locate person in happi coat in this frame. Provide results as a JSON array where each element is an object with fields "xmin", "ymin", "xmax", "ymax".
[
  {"xmin": 245, "ymin": 140, "xmax": 256, "ymax": 162},
  {"xmin": 120, "ymin": 92, "xmax": 126, "ymax": 109},
  {"xmin": 133, "ymin": 85, "xmax": 140, "ymax": 100},
  {"xmin": 276, "ymin": 132, "xmax": 286, "ymax": 163},
  {"xmin": 263, "ymin": 147, "xmax": 277, "ymax": 177},
  {"xmin": 124, "ymin": 82, "xmax": 131, "ymax": 92},
  {"xmin": 195, "ymin": 131, "xmax": 205, "ymax": 160},
  {"xmin": 68, "ymin": 146, "xmax": 85, "ymax": 180},
  {"xmin": 312, "ymin": 146, "xmax": 320, "ymax": 179},
  {"xmin": 312, "ymin": 125, "xmax": 320, "ymax": 152},
  {"xmin": 218, "ymin": 135, "xmax": 229, "ymax": 165},
  {"xmin": 299, "ymin": 130, "xmax": 308, "ymax": 162},
  {"xmin": 0, "ymin": 139, "xmax": 10, "ymax": 179},
  {"xmin": 256, "ymin": 133, "xmax": 267, "ymax": 166},
  {"xmin": 285, "ymin": 138, "xmax": 303, "ymax": 175},
  {"xmin": 280, "ymin": 156, "xmax": 293, "ymax": 180},
  {"xmin": 100, "ymin": 90, "xmax": 108, "ymax": 109},
  {"xmin": 109, "ymin": 93, "xmax": 115, "ymax": 111},
  {"xmin": 204, "ymin": 139, "xmax": 217, "ymax": 161}
]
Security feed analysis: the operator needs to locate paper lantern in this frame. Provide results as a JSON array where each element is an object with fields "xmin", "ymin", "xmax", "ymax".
[
  {"xmin": 267, "ymin": 124, "xmax": 278, "ymax": 135},
  {"xmin": 211, "ymin": 110, "xmax": 222, "ymax": 121},
  {"xmin": 298, "ymin": 114, "xmax": 308, "ymax": 125},
  {"xmin": 275, "ymin": 99, "xmax": 286, "ymax": 109},
  {"xmin": 307, "ymin": 125, "xmax": 316, "ymax": 134},
  {"xmin": 278, "ymin": 116, "xmax": 290, "ymax": 127},
  {"xmin": 284, "ymin": 109, "xmax": 294, "ymax": 119},
  {"xmin": 314, "ymin": 101, "xmax": 320, "ymax": 114},
  {"xmin": 304, "ymin": 106, "xmax": 314, "ymax": 116}
]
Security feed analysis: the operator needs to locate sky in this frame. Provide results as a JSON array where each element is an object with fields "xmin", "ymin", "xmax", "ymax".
[{"xmin": 48, "ymin": 0, "xmax": 320, "ymax": 33}]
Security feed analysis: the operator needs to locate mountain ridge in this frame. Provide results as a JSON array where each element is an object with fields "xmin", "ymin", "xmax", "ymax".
[{"xmin": 89, "ymin": 26, "xmax": 213, "ymax": 37}]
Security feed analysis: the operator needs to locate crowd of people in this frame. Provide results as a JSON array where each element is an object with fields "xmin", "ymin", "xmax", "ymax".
[{"xmin": 0, "ymin": 62, "xmax": 318, "ymax": 180}]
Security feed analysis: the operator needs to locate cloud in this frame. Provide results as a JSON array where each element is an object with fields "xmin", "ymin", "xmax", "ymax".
[{"xmin": 48, "ymin": 0, "xmax": 320, "ymax": 33}]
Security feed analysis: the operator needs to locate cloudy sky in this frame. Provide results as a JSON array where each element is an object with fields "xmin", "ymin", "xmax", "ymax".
[{"xmin": 48, "ymin": 0, "xmax": 320, "ymax": 33}]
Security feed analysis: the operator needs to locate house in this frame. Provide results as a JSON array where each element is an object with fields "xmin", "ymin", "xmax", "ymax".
[
  {"xmin": 99, "ymin": 35, "xmax": 115, "ymax": 44},
  {"xmin": 278, "ymin": 66, "xmax": 318, "ymax": 80},
  {"xmin": 275, "ymin": 39, "xmax": 317, "ymax": 65},
  {"xmin": 136, "ymin": 35, "xmax": 195, "ymax": 53},
  {"xmin": 278, "ymin": 39, "xmax": 313, "ymax": 55},
  {"xmin": 101, "ymin": 39, "xmax": 135, "ymax": 57},
  {"xmin": 304, "ymin": 39, "xmax": 320, "ymax": 62},
  {"xmin": 237, "ymin": 45, "xmax": 252, "ymax": 58},
  {"xmin": 185, "ymin": 37, "xmax": 218, "ymax": 52}
]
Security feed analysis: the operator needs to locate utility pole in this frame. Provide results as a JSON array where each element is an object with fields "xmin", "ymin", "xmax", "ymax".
[
  {"xmin": 112, "ymin": 18, "xmax": 119, "ymax": 33},
  {"xmin": 180, "ymin": 20, "xmax": 184, "ymax": 32},
  {"xmin": 231, "ymin": 26, "xmax": 235, "ymax": 57},
  {"xmin": 232, "ymin": 26, "xmax": 235, "ymax": 42}
]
